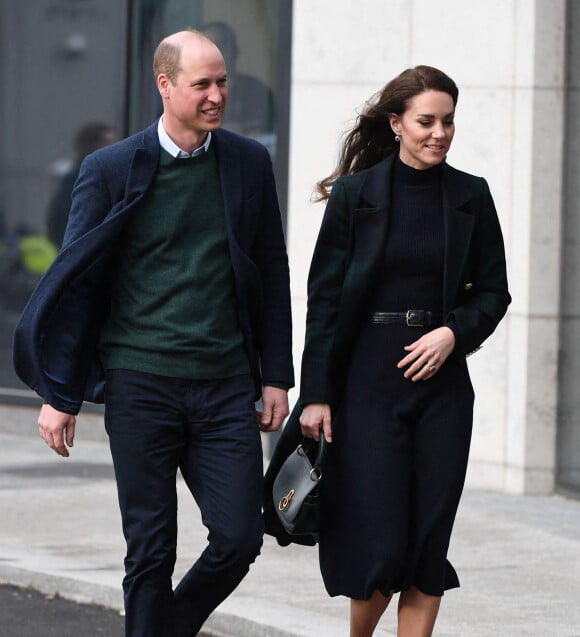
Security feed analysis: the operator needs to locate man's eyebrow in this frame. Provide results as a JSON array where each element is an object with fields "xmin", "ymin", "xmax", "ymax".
[{"xmin": 189, "ymin": 75, "xmax": 228, "ymax": 84}]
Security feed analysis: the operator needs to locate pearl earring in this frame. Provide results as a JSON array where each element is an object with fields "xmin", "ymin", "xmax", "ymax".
[{"xmin": 394, "ymin": 134, "xmax": 400, "ymax": 142}]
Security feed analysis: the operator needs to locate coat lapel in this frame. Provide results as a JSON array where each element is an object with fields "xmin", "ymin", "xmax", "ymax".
[
  {"xmin": 212, "ymin": 130, "xmax": 242, "ymax": 236},
  {"xmin": 121, "ymin": 123, "xmax": 160, "ymax": 212},
  {"xmin": 336, "ymin": 158, "xmax": 392, "ymax": 331},
  {"xmin": 350, "ymin": 157, "xmax": 393, "ymax": 280},
  {"xmin": 441, "ymin": 163, "xmax": 476, "ymax": 312}
]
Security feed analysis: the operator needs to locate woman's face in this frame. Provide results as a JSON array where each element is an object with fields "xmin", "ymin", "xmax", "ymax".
[{"xmin": 389, "ymin": 90, "xmax": 455, "ymax": 170}]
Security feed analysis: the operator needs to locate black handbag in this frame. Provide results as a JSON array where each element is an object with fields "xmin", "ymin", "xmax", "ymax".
[{"xmin": 272, "ymin": 433, "xmax": 327, "ymax": 539}]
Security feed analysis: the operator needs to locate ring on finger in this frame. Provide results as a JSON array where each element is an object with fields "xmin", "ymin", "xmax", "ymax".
[{"xmin": 427, "ymin": 364, "xmax": 437, "ymax": 373}]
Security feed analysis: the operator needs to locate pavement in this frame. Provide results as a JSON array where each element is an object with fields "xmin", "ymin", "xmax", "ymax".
[
  {"xmin": 0, "ymin": 583, "xmax": 125, "ymax": 636},
  {"xmin": 1, "ymin": 409, "xmax": 580, "ymax": 637}
]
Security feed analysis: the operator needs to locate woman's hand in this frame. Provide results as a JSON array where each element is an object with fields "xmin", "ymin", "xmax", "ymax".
[
  {"xmin": 397, "ymin": 326, "xmax": 456, "ymax": 381},
  {"xmin": 299, "ymin": 403, "xmax": 332, "ymax": 443}
]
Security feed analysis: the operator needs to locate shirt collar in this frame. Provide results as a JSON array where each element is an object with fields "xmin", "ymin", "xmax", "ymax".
[{"xmin": 157, "ymin": 117, "xmax": 212, "ymax": 158}]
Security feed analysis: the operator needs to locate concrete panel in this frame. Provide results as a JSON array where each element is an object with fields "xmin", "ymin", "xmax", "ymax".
[
  {"xmin": 288, "ymin": 0, "xmax": 568, "ymax": 496},
  {"xmin": 513, "ymin": 0, "xmax": 536, "ymax": 84},
  {"xmin": 505, "ymin": 313, "xmax": 529, "ymax": 468},
  {"xmin": 465, "ymin": 458, "xmax": 506, "ymax": 491},
  {"xmin": 505, "ymin": 464, "xmax": 555, "ymax": 495},
  {"xmin": 504, "ymin": 87, "xmax": 535, "ymax": 315},
  {"xmin": 566, "ymin": 0, "xmax": 580, "ymax": 88},
  {"xmin": 561, "ymin": 89, "xmax": 580, "ymax": 316},
  {"xmin": 527, "ymin": 88, "xmax": 565, "ymax": 316},
  {"xmin": 556, "ymin": 0, "xmax": 580, "ymax": 495},
  {"xmin": 506, "ymin": 316, "xmax": 558, "ymax": 475},
  {"xmin": 557, "ymin": 317, "xmax": 580, "ymax": 491},
  {"xmin": 412, "ymin": 0, "xmax": 520, "ymax": 87},
  {"xmin": 292, "ymin": 0, "xmax": 410, "ymax": 84},
  {"xmin": 468, "ymin": 321, "xmax": 510, "ymax": 467},
  {"xmin": 533, "ymin": 0, "xmax": 566, "ymax": 87}
]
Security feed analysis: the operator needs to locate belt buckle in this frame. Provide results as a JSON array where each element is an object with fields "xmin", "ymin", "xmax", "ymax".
[{"xmin": 406, "ymin": 309, "xmax": 425, "ymax": 327}]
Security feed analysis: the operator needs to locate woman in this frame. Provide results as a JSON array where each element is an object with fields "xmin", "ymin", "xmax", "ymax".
[{"xmin": 298, "ymin": 66, "xmax": 511, "ymax": 636}]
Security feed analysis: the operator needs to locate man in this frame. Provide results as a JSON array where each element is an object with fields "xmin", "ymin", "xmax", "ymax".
[{"xmin": 13, "ymin": 29, "xmax": 293, "ymax": 636}]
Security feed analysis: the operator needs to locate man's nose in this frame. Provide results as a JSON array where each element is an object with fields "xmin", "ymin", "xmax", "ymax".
[{"xmin": 207, "ymin": 83, "xmax": 222, "ymax": 103}]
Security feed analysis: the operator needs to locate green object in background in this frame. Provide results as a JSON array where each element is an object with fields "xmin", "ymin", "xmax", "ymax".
[{"xmin": 19, "ymin": 235, "xmax": 58, "ymax": 274}]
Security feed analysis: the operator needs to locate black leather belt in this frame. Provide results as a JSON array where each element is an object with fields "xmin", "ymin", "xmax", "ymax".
[{"xmin": 370, "ymin": 310, "xmax": 442, "ymax": 327}]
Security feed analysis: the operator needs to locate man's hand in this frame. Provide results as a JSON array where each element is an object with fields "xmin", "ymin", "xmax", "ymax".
[
  {"xmin": 257, "ymin": 386, "xmax": 289, "ymax": 432},
  {"xmin": 38, "ymin": 403, "xmax": 76, "ymax": 457}
]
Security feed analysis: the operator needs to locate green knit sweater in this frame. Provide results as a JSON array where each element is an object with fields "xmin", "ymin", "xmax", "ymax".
[{"xmin": 99, "ymin": 145, "xmax": 249, "ymax": 379}]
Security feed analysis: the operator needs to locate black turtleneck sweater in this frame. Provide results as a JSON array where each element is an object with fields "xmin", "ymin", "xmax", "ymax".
[{"xmin": 372, "ymin": 156, "xmax": 445, "ymax": 313}]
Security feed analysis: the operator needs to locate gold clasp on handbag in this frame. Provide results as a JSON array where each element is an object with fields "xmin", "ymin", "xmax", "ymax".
[{"xmin": 278, "ymin": 489, "xmax": 295, "ymax": 511}]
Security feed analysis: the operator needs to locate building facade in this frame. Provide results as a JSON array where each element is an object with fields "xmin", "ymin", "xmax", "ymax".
[{"xmin": 0, "ymin": 0, "xmax": 577, "ymax": 496}]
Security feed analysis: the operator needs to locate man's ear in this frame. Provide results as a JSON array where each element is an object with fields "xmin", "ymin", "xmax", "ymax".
[{"xmin": 157, "ymin": 74, "xmax": 170, "ymax": 98}]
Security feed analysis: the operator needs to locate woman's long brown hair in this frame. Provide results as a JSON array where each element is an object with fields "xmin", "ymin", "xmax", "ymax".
[{"xmin": 314, "ymin": 65, "xmax": 459, "ymax": 201}]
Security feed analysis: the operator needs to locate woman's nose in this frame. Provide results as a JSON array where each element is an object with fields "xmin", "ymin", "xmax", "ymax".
[{"xmin": 432, "ymin": 125, "xmax": 445, "ymax": 138}]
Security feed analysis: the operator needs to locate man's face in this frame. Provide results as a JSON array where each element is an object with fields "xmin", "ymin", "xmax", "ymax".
[{"xmin": 159, "ymin": 37, "xmax": 228, "ymax": 143}]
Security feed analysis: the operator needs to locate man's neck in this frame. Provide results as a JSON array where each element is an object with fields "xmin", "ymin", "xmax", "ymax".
[
  {"xmin": 169, "ymin": 131, "xmax": 208, "ymax": 155},
  {"xmin": 158, "ymin": 118, "xmax": 212, "ymax": 157}
]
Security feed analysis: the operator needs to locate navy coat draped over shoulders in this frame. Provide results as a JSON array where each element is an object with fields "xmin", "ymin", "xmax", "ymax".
[{"xmin": 13, "ymin": 121, "xmax": 294, "ymax": 414}]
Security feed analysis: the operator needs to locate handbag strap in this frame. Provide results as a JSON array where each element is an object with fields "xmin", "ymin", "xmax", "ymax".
[
  {"xmin": 299, "ymin": 429, "xmax": 327, "ymax": 481},
  {"xmin": 314, "ymin": 431, "xmax": 327, "ymax": 472}
]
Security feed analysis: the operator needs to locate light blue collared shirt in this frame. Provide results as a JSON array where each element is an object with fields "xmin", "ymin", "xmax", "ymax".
[{"xmin": 157, "ymin": 118, "xmax": 212, "ymax": 158}]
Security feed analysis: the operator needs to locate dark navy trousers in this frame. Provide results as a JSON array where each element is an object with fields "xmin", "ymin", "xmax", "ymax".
[{"xmin": 104, "ymin": 370, "xmax": 264, "ymax": 637}]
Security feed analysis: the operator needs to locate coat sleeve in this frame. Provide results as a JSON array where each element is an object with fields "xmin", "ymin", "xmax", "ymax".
[
  {"xmin": 250, "ymin": 147, "xmax": 295, "ymax": 388},
  {"xmin": 299, "ymin": 180, "xmax": 353, "ymax": 405},
  {"xmin": 61, "ymin": 154, "xmax": 115, "ymax": 248},
  {"xmin": 446, "ymin": 177, "xmax": 511, "ymax": 355},
  {"xmin": 13, "ymin": 153, "xmax": 118, "ymax": 414}
]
